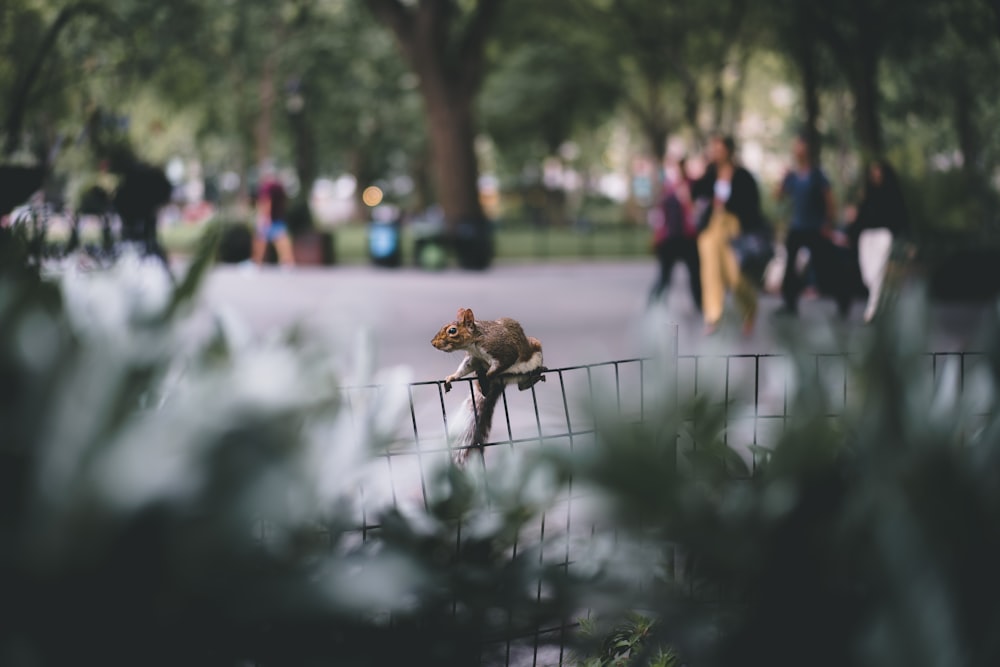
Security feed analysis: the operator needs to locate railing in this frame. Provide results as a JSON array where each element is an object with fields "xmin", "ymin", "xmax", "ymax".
[{"xmin": 279, "ymin": 339, "xmax": 991, "ymax": 666}]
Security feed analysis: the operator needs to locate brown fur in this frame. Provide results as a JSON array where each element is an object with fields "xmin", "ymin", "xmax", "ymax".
[{"xmin": 431, "ymin": 307, "xmax": 545, "ymax": 464}]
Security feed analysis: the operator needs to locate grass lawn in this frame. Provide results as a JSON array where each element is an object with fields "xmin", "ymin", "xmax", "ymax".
[{"xmin": 161, "ymin": 220, "xmax": 653, "ymax": 265}]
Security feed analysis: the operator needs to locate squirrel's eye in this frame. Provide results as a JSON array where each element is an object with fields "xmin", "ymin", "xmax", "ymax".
[{"xmin": 447, "ymin": 326, "xmax": 457, "ymax": 335}]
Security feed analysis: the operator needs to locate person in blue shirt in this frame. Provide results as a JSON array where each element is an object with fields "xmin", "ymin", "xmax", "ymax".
[{"xmin": 774, "ymin": 133, "xmax": 849, "ymax": 317}]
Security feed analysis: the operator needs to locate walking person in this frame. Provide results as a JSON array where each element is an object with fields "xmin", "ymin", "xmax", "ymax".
[
  {"xmin": 773, "ymin": 133, "xmax": 850, "ymax": 317},
  {"xmin": 251, "ymin": 168, "xmax": 295, "ymax": 267},
  {"xmin": 649, "ymin": 158, "xmax": 701, "ymax": 311},
  {"xmin": 847, "ymin": 158, "xmax": 909, "ymax": 323},
  {"xmin": 691, "ymin": 134, "xmax": 763, "ymax": 336}
]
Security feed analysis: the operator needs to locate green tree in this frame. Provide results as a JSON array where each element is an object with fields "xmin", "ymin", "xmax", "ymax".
[
  {"xmin": 1, "ymin": 1, "xmax": 116, "ymax": 159},
  {"xmin": 883, "ymin": 0, "xmax": 1000, "ymax": 220},
  {"xmin": 286, "ymin": 2, "xmax": 426, "ymax": 212},
  {"xmin": 364, "ymin": 0, "xmax": 504, "ymax": 244},
  {"xmin": 477, "ymin": 0, "xmax": 622, "ymax": 225},
  {"xmin": 761, "ymin": 0, "xmax": 840, "ymax": 162},
  {"xmin": 480, "ymin": 0, "xmax": 621, "ymax": 164},
  {"xmin": 804, "ymin": 0, "xmax": 932, "ymax": 159},
  {"xmin": 0, "ymin": 0, "xmax": 219, "ymax": 160},
  {"xmin": 604, "ymin": 0, "xmax": 752, "ymax": 164}
]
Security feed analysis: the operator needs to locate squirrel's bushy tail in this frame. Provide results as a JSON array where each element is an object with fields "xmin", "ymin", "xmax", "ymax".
[{"xmin": 452, "ymin": 379, "xmax": 505, "ymax": 466}]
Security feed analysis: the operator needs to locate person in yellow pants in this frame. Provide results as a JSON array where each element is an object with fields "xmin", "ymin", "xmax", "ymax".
[
  {"xmin": 691, "ymin": 135, "xmax": 764, "ymax": 336},
  {"xmin": 698, "ymin": 207, "xmax": 757, "ymax": 335}
]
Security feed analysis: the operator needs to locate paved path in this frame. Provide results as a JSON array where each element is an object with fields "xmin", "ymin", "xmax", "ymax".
[{"xmin": 198, "ymin": 261, "xmax": 989, "ymax": 383}]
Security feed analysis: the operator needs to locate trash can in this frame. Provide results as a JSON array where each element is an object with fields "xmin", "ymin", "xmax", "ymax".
[
  {"xmin": 217, "ymin": 221, "xmax": 253, "ymax": 263},
  {"xmin": 368, "ymin": 205, "xmax": 402, "ymax": 268},
  {"xmin": 411, "ymin": 213, "xmax": 448, "ymax": 271},
  {"xmin": 454, "ymin": 219, "xmax": 494, "ymax": 271}
]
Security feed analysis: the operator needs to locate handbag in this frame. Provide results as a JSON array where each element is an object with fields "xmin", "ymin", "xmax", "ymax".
[{"xmin": 731, "ymin": 230, "xmax": 775, "ymax": 286}]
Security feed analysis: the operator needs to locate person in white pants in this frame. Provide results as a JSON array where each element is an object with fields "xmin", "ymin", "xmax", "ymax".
[
  {"xmin": 847, "ymin": 159, "xmax": 909, "ymax": 323},
  {"xmin": 858, "ymin": 227, "xmax": 894, "ymax": 322}
]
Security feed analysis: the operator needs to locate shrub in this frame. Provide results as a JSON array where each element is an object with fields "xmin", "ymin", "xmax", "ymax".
[
  {"xmin": 0, "ymin": 240, "xmax": 584, "ymax": 666},
  {"xmin": 548, "ymin": 291, "xmax": 1000, "ymax": 667}
]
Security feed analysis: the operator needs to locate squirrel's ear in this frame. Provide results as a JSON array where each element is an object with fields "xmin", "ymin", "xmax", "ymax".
[{"xmin": 459, "ymin": 308, "xmax": 475, "ymax": 326}]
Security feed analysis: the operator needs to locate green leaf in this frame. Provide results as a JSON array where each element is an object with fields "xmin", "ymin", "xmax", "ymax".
[{"xmin": 162, "ymin": 220, "xmax": 221, "ymax": 320}]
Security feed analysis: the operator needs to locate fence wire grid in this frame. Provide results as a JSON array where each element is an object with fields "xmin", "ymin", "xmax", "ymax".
[{"xmin": 268, "ymin": 336, "xmax": 991, "ymax": 667}]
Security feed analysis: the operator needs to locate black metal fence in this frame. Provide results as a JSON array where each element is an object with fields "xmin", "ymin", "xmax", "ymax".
[{"xmin": 319, "ymin": 344, "xmax": 991, "ymax": 666}]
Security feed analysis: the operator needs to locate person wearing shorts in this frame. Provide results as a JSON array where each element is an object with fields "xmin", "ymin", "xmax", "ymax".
[{"xmin": 251, "ymin": 176, "xmax": 295, "ymax": 266}]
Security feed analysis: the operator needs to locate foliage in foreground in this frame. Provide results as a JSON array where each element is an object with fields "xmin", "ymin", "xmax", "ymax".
[
  {"xmin": 3, "ymin": 232, "xmax": 1000, "ymax": 666},
  {"xmin": 574, "ymin": 614, "xmax": 680, "ymax": 667},
  {"xmin": 0, "ymin": 244, "xmax": 587, "ymax": 666},
  {"xmin": 557, "ymin": 292, "xmax": 1000, "ymax": 667}
]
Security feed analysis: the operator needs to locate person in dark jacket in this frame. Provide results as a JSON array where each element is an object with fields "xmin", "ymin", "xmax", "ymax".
[
  {"xmin": 691, "ymin": 134, "xmax": 763, "ymax": 335},
  {"xmin": 649, "ymin": 157, "xmax": 701, "ymax": 310},
  {"xmin": 112, "ymin": 161, "xmax": 173, "ymax": 268},
  {"xmin": 848, "ymin": 158, "xmax": 909, "ymax": 322}
]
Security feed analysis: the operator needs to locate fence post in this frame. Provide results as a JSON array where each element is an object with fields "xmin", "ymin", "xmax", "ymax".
[
  {"xmin": 665, "ymin": 322, "xmax": 682, "ymax": 584},
  {"xmin": 667, "ymin": 322, "xmax": 679, "ymax": 475}
]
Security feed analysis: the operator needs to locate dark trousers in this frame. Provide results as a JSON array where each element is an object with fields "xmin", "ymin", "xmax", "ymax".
[
  {"xmin": 650, "ymin": 236, "xmax": 702, "ymax": 311},
  {"xmin": 781, "ymin": 229, "xmax": 851, "ymax": 315}
]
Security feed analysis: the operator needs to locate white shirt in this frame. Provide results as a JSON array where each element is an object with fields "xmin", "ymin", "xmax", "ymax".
[{"xmin": 714, "ymin": 178, "xmax": 732, "ymax": 203}]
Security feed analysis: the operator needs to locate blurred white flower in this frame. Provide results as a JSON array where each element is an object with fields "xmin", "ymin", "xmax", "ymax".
[{"xmin": 60, "ymin": 247, "xmax": 172, "ymax": 337}]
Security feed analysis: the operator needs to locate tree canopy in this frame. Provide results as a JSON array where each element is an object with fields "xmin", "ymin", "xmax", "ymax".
[{"xmin": 2, "ymin": 0, "xmax": 999, "ymax": 238}]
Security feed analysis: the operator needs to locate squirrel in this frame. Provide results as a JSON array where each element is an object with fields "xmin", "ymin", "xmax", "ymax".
[{"xmin": 431, "ymin": 307, "xmax": 546, "ymax": 464}]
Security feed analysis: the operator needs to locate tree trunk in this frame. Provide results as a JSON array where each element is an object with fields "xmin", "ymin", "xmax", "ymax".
[
  {"xmin": 646, "ymin": 120, "xmax": 668, "ymax": 166},
  {"xmin": 794, "ymin": 5, "xmax": 822, "ymax": 163},
  {"xmin": 801, "ymin": 54, "xmax": 821, "ymax": 163},
  {"xmin": 254, "ymin": 54, "xmax": 276, "ymax": 169},
  {"xmin": 952, "ymin": 79, "xmax": 991, "ymax": 223},
  {"xmin": 645, "ymin": 122, "xmax": 668, "ymax": 202},
  {"xmin": 683, "ymin": 79, "xmax": 700, "ymax": 143},
  {"xmin": 827, "ymin": 42, "xmax": 883, "ymax": 159},
  {"xmin": 726, "ymin": 47, "xmax": 751, "ymax": 136},
  {"xmin": 420, "ymin": 75, "xmax": 485, "ymax": 228},
  {"xmin": 953, "ymin": 81, "xmax": 980, "ymax": 185},
  {"xmin": 850, "ymin": 56, "xmax": 883, "ymax": 159},
  {"xmin": 813, "ymin": 4, "xmax": 885, "ymax": 160},
  {"xmin": 409, "ymin": 148, "xmax": 434, "ymax": 213},
  {"xmin": 711, "ymin": 77, "xmax": 725, "ymax": 133},
  {"xmin": 365, "ymin": 0, "xmax": 502, "ymax": 267},
  {"xmin": 365, "ymin": 0, "xmax": 499, "ymax": 231},
  {"xmin": 288, "ymin": 104, "xmax": 316, "ymax": 198}
]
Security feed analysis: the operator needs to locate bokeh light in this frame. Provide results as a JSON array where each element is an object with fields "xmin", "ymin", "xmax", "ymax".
[{"xmin": 362, "ymin": 186, "xmax": 383, "ymax": 207}]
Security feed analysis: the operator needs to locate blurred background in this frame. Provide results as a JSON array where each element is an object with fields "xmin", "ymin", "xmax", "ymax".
[
  {"xmin": 1, "ymin": 0, "xmax": 999, "ymax": 286},
  {"xmin": 7, "ymin": 4, "xmax": 1000, "ymax": 666}
]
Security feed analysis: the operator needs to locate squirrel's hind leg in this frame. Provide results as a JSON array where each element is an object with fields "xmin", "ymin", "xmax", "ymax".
[{"xmin": 516, "ymin": 367, "xmax": 547, "ymax": 391}]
